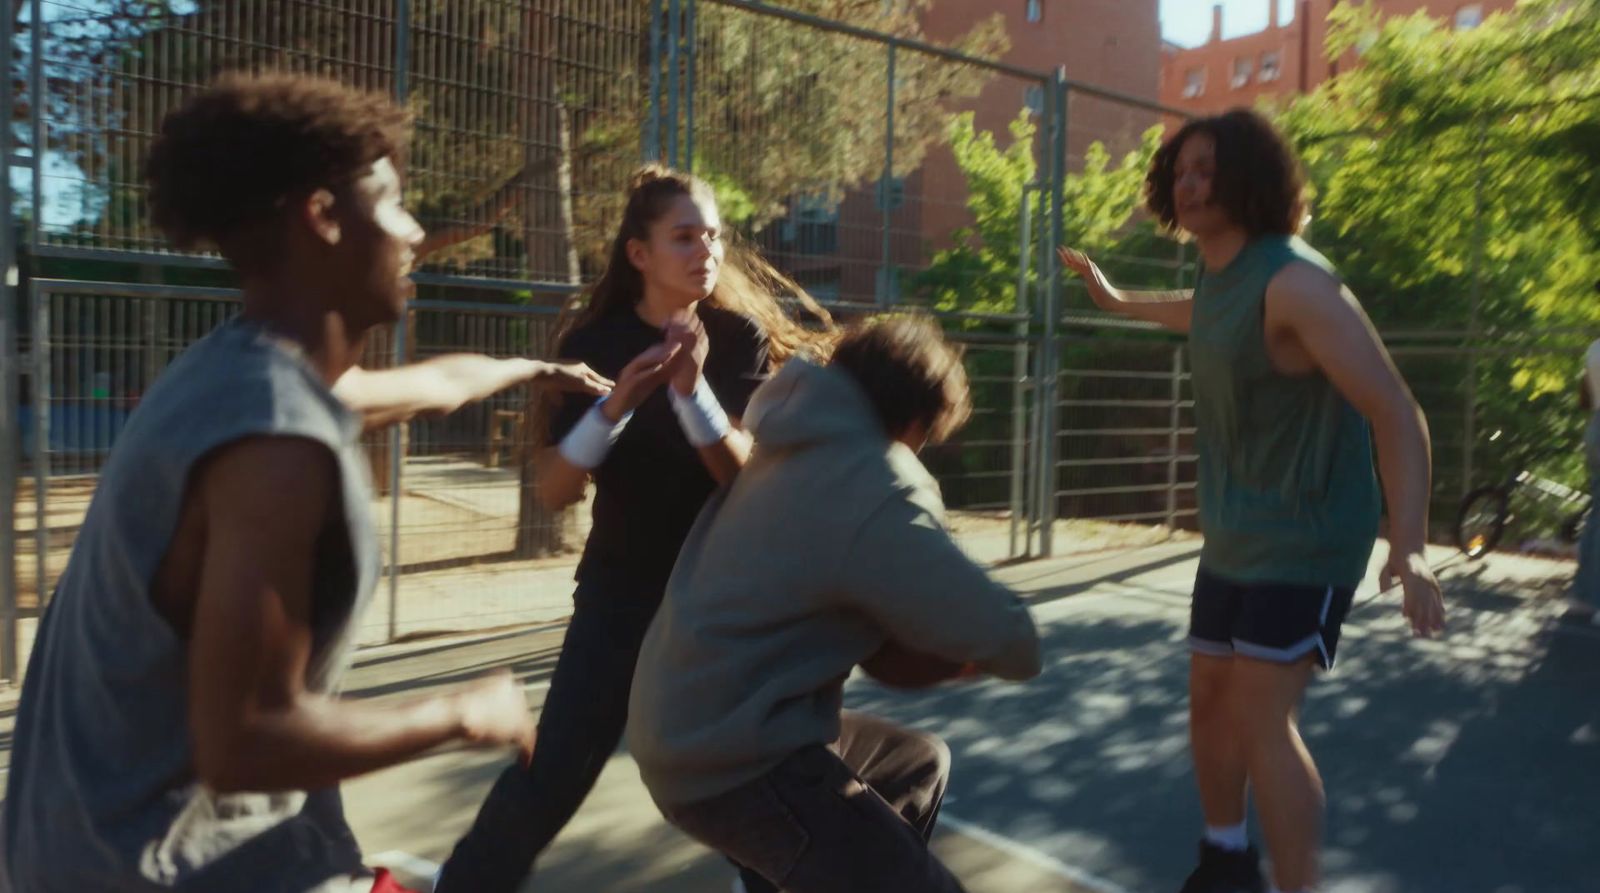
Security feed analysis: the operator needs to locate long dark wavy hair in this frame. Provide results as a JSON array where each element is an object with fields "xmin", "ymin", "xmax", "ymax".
[
  {"xmin": 1144, "ymin": 108, "xmax": 1307, "ymax": 238},
  {"xmin": 533, "ymin": 164, "xmax": 835, "ymax": 449}
]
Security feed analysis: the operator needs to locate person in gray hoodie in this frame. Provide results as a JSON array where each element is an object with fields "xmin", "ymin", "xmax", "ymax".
[{"xmin": 627, "ymin": 314, "xmax": 1042, "ymax": 893}]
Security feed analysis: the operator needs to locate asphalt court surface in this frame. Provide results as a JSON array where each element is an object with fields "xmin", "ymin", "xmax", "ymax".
[{"xmin": 329, "ymin": 541, "xmax": 1599, "ymax": 892}]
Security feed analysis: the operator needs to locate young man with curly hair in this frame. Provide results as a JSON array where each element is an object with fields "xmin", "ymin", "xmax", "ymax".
[
  {"xmin": 2, "ymin": 73, "xmax": 609, "ymax": 893},
  {"xmin": 1058, "ymin": 109, "xmax": 1446, "ymax": 893}
]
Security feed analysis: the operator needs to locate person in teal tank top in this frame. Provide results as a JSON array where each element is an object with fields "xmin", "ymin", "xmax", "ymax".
[{"xmin": 1059, "ymin": 109, "xmax": 1444, "ymax": 893}]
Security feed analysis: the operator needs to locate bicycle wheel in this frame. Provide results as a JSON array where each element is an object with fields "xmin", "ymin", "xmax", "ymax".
[{"xmin": 1455, "ymin": 486, "xmax": 1509, "ymax": 560}]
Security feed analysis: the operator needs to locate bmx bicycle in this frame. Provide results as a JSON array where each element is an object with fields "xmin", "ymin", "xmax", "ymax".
[{"xmin": 1454, "ymin": 448, "xmax": 1591, "ymax": 560}]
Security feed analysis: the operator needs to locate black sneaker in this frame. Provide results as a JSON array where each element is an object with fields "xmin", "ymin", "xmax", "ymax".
[{"xmin": 1177, "ymin": 840, "xmax": 1265, "ymax": 893}]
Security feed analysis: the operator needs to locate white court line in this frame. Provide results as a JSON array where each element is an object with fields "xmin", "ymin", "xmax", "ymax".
[
  {"xmin": 368, "ymin": 850, "xmax": 440, "ymax": 883},
  {"xmin": 938, "ymin": 814, "xmax": 1135, "ymax": 893}
]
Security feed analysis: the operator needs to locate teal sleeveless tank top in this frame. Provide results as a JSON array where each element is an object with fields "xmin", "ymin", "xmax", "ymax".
[{"xmin": 1189, "ymin": 235, "xmax": 1381, "ymax": 588}]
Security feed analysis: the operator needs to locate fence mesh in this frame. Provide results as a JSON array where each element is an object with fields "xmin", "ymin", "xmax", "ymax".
[{"xmin": 9, "ymin": 0, "xmax": 1575, "ymax": 679}]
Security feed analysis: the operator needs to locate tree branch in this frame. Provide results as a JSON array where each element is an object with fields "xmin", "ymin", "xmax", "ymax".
[{"xmin": 416, "ymin": 145, "xmax": 593, "ymax": 260}]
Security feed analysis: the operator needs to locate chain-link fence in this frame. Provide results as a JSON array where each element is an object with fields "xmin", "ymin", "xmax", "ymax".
[{"xmin": 5, "ymin": 0, "xmax": 1578, "ymax": 684}]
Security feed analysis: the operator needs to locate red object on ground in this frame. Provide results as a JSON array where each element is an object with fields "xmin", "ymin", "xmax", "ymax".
[{"xmin": 370, "ymin": 868, "xmax": 421, "ymax": 893}]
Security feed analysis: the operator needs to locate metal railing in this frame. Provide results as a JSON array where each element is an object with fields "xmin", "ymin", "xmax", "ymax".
[
  {"xmin": 9, "ymin": 281, "xmax": 1048, "ymax": 653},
  {"xmin": 8, "ymin": 0, "xmax": 1563, "ymax": 684}
]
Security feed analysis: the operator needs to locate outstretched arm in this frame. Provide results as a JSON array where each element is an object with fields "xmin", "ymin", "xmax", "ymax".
[
  {"xmin": 335, "ymin": 355, "xmax": 611, "ymax": 432},
  {"xmin": 1058, "ymin": 247, "xmax": 1194, "ymax": 333}
]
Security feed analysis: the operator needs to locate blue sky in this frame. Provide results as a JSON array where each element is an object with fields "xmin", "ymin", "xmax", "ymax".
[{"xmin": 1161, "ymin": 0, "xmax": 1298, "ymax": 48}]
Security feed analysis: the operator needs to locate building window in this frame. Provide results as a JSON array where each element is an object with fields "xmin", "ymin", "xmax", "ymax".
[
  {"xmin": 1025, "ymin": 0, "xmax": 1041, "ymax": 23},
  {"xmin": 1182, "ymin": 67, "xmax": 1206, "ymax": 99},
  {"xmin": 782, "ymin": 193, "xmax": 839, "ymax": 256},
  {"xmin": 1260, "ymin": 51, "xmax": 1281, "ymax": 82},
  {"xmin": 1231, "ymin": 57, "xmax": 1253, "ymax": 88},
  {"xmin": 1455, "ymin": 4, "xmax": 1483, "ymax": 30},
  {"xmin": 1024, "ymin": 84, "xmax": 1044, "ymax": 118}
]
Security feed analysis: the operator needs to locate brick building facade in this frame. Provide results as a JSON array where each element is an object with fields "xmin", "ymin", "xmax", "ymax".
[
  {"xmin": 763, "ymin": 1, "xmax": 1163, "ymax": 304},
  {"xmin": 1158, "ymin": 0, "xmax": 1516, "ymax": 117}
]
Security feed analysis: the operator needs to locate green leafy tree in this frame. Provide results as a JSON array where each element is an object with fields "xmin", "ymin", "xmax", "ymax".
[
  {"xmin": 913, "ymin": 109, "xmax": 1161, "ymax": 315},
  {"xmin": 908, "ymin": 109, "xmax": 1165, "ymax": 514},
  {"xmin": 28, "ymin": 0, "xmax": 1009, "ymax": 555},
  {"xmin": 1276, "ymin": 0, "xmax": 1600, "ymax": 531}
]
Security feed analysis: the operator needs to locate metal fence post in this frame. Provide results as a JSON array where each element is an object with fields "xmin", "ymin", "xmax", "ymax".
[
  {"xmin": 878, "ymin": 42, "xmax": 897, "ymax": 308},
  {"xmin": 1462, "ymin": 121, "xmax": 1485, "ymax": 499},
  {"xmin": 0, "ymin": 333, "xmax": 12, "ymax": 681},
  {"xmin": 1463, "ymin": 345, "xmax": 1478, "ymax": 499},
  {"xmin": 387, "ymin": 0, "xmax": 411, "ymax": 643},
  {"xmin": 0, "ymin": 0, "xmax": 19, "ymax": 683},
  {"xmin": 394, "ymin": 0, "xmax": 410, "ymax": 106},
  {"xmin": 1166, "ymin": 345, "xmax": 1182, "ymax": 531},
  {"xmin": 29, "ymin": 282, "xmax": 48, "ymax": 609},
  {"xmin": 667, "ymin": 0, "xmax": 681, "ymax": 167},
  {"xmin": 646, "ymin": 0, "xmax": 663, "ymax": 162},
  {"xmin": 684, "ymin": 0, "xmax": 696, "ymax": 172},
  {"xmin": 387, "ymin": 313, "xmax": 406, "ymax": 643},
  {"xmin": 1036, "ymin": 70, "xmax": 1067, "ymax": 557},
  {"xmin": 29, "ymin": 0, "xmax": 42, "ymax": 253},
  {"xmin": 1009, "ymin": 187, "xmax": 1033, "ymax": 560}
]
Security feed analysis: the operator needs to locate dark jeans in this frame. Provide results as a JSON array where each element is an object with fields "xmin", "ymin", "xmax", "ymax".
[
  {"xmin": 434, "ymin": 576, "xmax": 661, "ymax": 893},
  {"xmin": 663, "ymin": 711, "xmax": 965, "ymax": 893}
]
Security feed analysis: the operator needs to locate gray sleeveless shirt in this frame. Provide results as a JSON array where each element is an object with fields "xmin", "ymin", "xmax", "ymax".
[{"xmin": 5, "ymin": 317, "xmax": 380, "ymax": 891}]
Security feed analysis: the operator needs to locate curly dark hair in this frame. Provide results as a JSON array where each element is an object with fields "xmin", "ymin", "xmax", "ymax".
[
  {"xmin": 830, "ymin": 314, "xmax": 972, "ymax": 445},
  {"xmin": 144, "ymin": 72, "xmax": 410, "ymax": 260},
  {"xmin": 1144, "ymin": 108, "xmax": 1306, "ymax": 238}
]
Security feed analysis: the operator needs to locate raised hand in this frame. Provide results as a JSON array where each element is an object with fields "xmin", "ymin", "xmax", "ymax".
[
  {"xmin": 600, "ymin": 341, "xmax": 682, "ymax": 422},
  {"xmin": 663, "ymin": 309, "xmax": 709, "ymax": 397},
  {"xmin": 1057, "ymin": 246, "xmax": 1122, "ymax": 313}
]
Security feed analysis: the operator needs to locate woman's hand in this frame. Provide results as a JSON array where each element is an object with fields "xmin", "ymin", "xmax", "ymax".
[
  {"xmin": 664, "ymin": 310, "xmax": 710, "ymax": 397},
  {"xmin": 600, "ymin": 342, "xmax": 682, "ymax": 422}
]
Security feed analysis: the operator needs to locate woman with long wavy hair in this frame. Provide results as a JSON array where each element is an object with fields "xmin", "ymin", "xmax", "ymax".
[{"xmin": 436, "ymin": 164, "xmax": 832, "ymax": 893}]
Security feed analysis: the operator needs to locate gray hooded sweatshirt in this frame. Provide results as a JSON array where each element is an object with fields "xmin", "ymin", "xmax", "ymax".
[{"xmin": 627, "ymin": 358, "xmax": 1041, "ymax": 808}]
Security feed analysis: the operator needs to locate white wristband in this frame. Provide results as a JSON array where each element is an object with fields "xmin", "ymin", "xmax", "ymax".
[
  {"xmin": 557, "ymin": 400, "xmax": 631, "ymax": 470},
  {"xmin": 669, "ymin": 375, "xmax": 732, "ymax": 448}
]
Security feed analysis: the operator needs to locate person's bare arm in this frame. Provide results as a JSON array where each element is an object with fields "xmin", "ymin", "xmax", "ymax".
[
  {"xmin": 536, "ymin": 343, "xmax": 683, "ymax": 511},
  {"xmin": 1265, "ymin": 262, "xmax": 1445, "ymax": 638},
  {"xmin": 686, "ymin": 425, "xmax": 752, "ymax": 488},
  {"xmin": 664, "ymin": 312, "xmax": 753, "ymax": 487},
  {"xmin": 531, "ymin": 445, "xmax": 590, "ymax": 513},
  {"xmin": 187, "ymin": 437, "xmax": 535, "ymax": 793},
  {"xmin": 1058, "ymin": 247, "xmax": 1194, "ymax": 333},
  {"xmin": 334, "ymin": 356, "xmax": 611, "ymax": 433}
]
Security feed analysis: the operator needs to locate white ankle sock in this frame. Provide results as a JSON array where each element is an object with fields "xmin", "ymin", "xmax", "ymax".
[{"xmin": 1203, "ymin": 821, "xmax": 1248, "ymax": 851}]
